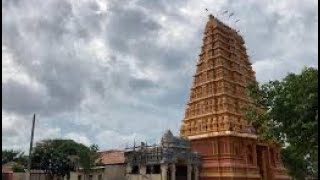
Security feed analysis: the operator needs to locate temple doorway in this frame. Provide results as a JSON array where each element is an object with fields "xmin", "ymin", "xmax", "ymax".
[
  {"xmin": 176, "ymin": 165, "xmax": 188, "ymax": 180},
  {"xmin": 257, "ymin": 145, "xmax": 268, "ymax": 180},
  {"xmin": 167, "ymin": 167, "xmax": 171, "ymax": 180},
  {"xmin": 191, "ymin": 169, "xmax": 195, "ymax": 180}
]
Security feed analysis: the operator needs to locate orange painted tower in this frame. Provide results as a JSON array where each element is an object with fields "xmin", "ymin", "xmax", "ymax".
[{"xmin": 180, "ymin": 15, "xmax": 290, "ymax": 180}]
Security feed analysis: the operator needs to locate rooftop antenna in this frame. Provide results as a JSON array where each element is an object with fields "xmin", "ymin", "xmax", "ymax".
[
  {"xmin": 234, "ymin": 19, "xmax": 241, "ymax": 33},
  {"xmin": 220, "ymin": 10, "xmax": 229, "ymax": 20},
  {"xmin": 205, "ymin": 8, "xmax": 219, "ymax": 19},
  {"xmin": 205, "ymin": 8, "xmax": 212, "ymax": 18},
  {"xmin": 228, "ymin": 12, "xmax": 235, "ymax": 19},
  {"xmin": 227, "ymin": 12, "xmax": 235, "ymax": 27}
]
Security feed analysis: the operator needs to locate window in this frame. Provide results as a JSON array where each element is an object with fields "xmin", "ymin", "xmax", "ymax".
[
  {"xmin": 98, "ymin": 174, "xmax": 103, "ymax": 180},
  {"xmin": 219, "ymin": 141, "xmax": 225, "ymax": 153},
  {"xmin": 209, "ymin": 49, "xmax": 215, "ymax": 56},
  {"xmin": 204, "ymin": 37, "xmax": 208, "ymax": 44},
  {"xmin": 270, "ymin": 149, "xmax": 276, "ymax": 166},
  {"xmin": 131, "ymin": 165, "xmax": 139, "ymax": 174},
  {"xmin": 212, "ymin": 143, "xmax": 215, "ymax": 154},
  {"xmin": 153, "ymin": 165, "xmax": 161, "ymax": 174},
  {"xmin": 235, "ymin": 144, "xmax": 239, "ymax": 154},
  {"xmin": 89, "ymin": 175, "xmax": 93, "ymax": 180},
  {"xmin": 247, "ymin": 145, "xmax": 254, "ymax": 164},
  {"xmin": 78, "ymin": 175, "xmax": 82, "ymax": 180},
  {"xmin": 146, "ymin": 165, "xmax": 153, "ymax": 174}
]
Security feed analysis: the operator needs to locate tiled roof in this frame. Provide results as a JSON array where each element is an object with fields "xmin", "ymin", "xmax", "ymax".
[
  {"xmin": 97, "ymin": 150, "xmax": 125, "ymax": 165},
  {"xmin": 2, "ymin": 161, "xmax": 17, "ymax": 173}
]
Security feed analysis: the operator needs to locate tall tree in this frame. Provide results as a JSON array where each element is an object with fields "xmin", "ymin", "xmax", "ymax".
[
  {"xmin": 245, "ymin": 67, "xmax": 318, "ymax": 179},
  {"xmin": 78, "ymin": 144, "xmax": 99, "ymax": 180},
  {"xmin": 31, "ymin": 139, "xmax": 99, "ymax": 180}
]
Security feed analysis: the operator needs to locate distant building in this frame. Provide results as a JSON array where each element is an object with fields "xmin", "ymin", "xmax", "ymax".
[
  {"xmin": 2, "ymin": 163, "xmax": 46, "ymax": 180},
  {"xmin": 125, "ymin": 130, "xmax": 201, "ymax": 180},
  {"xmin": 2, "ymin": 162, "xmax": 16, "ymax": 174},
  {"xmin": 72, "ymin": 150, "xmax": 126, "ymax": 180}
]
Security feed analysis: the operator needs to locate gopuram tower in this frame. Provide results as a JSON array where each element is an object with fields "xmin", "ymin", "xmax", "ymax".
[{"xmin": 180, "ymin": 15, "xmax": 290, "ymax": 180}]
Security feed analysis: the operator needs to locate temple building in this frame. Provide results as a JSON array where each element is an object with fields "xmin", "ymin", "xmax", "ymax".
[
  {"xmin": 125, "ymin": 130, "xmax": 201, "ymax": 180},
  {"xmin": 180, "ymin": 15, "xmax": 290, "ymax": 180}
]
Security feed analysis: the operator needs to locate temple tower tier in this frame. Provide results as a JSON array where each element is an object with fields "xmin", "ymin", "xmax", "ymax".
[{"xmin": 180, "ymin": 15, "xmax": 290, "ymax": 180}]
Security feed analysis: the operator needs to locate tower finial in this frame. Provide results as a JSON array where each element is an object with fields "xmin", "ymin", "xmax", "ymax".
[{"xmin": 209, "ymin": 14, "xmax": 214, "ymax": 20}]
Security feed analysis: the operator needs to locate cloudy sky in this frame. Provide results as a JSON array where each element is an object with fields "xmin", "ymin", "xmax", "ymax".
[{"xmin": 2, "ymin": 0, "xmax": 318, "ymax": 151}]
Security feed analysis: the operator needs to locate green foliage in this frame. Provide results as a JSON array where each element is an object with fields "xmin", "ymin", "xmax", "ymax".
[
  {"xmin": 281, "ymin": 145, "xmax": 314, "ymax": 179},
  {"xmin": 78, "ymin": 144, "xmax": 99, "ymax": 176},
  {"xmin": 245, "ymin": 67, "xmax": 318, "ymax": 179},
  {"xmin": 31, "ymin": 139, "xmax": 99, "ymax": 180},
  {"xmin": 12, "ymin": 163, "xmax": 26, "ymax": 172},
  {"xmin": 2, "ymin": 149, "xmax": 20, "ymax": 164},
  {"xmin": 2, "ymin": 149, "xmax": 28, "ymax": 166}
]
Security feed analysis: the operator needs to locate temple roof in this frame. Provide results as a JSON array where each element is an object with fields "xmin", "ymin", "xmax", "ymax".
[
  {"xmin": 162, "ymin": 129, "xmax": 174, "ymax": 142},
  {"xmin": 125, "ymin": 131, "xmax": 201, "ymax": 165}
]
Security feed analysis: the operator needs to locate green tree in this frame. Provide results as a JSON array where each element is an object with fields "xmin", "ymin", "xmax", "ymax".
[
  {"xmin": 2, "ymin": 149, "xmax": 28, "ymax": 166},
  {"xmin": 245, "ymin": 67, "xmax": 318, "ymax": 179},
  {"xmin": 12, "ymin": 163, "xmax": 26, "ymax": 172},
  {"xmin": 78, "ymin": 144, "xmax": 99, "ymax": 180},
  {"xmin": 31, "ymin": 139, "xmax": 99, "ymax": 180}
]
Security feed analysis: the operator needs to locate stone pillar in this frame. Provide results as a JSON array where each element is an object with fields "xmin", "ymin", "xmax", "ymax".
[
  {"xmin": 194, "ymin": 165, "xmax": 199, "ymax": 180},
  {"xmin": 161, "ymin": 164, "xmax": 168, "ymax": 180},
  {"xmin": 140, "ymin": 165, "xmax": 146, "ymax": 175},
  {"xmin": 187, "ymin": 164, "xmax": 192, "ymax": 180},
  {"xmin": 126, "ymin": 165, "xmax": 132, "ymax": 174},
  {"xmin": 253, "ymin": 145, "xmax": 258, "ymax": 166},
  {"xmin": 171, "ymin": 164, "xmax": 176, "ymax": 180}
]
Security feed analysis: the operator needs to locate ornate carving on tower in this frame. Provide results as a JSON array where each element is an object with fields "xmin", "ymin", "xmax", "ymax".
[
  {"xmin": 179, "ymin": 15, "xmax": 290, "ymax": 180},
  {"xmin": 180, "ymin": 15, "xmax": 256, "ymax": 138}
]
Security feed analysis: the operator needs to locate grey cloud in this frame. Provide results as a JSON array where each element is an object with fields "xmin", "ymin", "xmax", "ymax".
[
  {"xmin": 128, "ymin": 78, "xmax": 158, "ymax": 91},
  {"xmin": 2, "ymin": 80, "xmax": 47, "ymax": 115},
  {"xmin": 105, "ymin": 6, "xmax": 161, "ymax": 53},
  {"xmin": 2, "ymin": 0, "xmax": 318, "ymax": 150},
  {"xmin": 2, "ymin": 0, "xmax": 109, "ymax": 115},
  {"xmin": 136, "ymin": 0, "xmax": 187, "ymax": 20},
  {"xmin": 2, "ymin": 125, "xmax": 19, "ymax": 138}
]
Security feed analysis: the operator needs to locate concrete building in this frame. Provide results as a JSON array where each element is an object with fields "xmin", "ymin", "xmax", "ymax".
[
  {"xmin": 73, "ymin": 150, "xmax": 126, "ymax": 180},
  {"xmin": 180, "ymin": 15, "xmax": 290, "ymax": 180},
  {"xmin": 125, "ymin": 130, "xmax": 201, "ymax": 180}
]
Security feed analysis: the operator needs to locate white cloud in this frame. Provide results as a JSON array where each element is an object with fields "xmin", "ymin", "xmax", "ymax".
[
  {"xmin": 2, "ymin": 0, "xmax": 318, "ymax": 151},
  {"xmin": 2, "ymin": 111, "xmax": 62, "ymax": 151},
  {"xmin": 95, "ymin": 130, "xmax": 150, "ymax": 149},
  {"xmin": 65, "ymin": 132, "xmax": 91, "ymax": 146}
]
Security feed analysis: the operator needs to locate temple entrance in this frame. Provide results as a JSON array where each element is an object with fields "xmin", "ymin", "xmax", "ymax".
[
  {"xmin": 191, "ymin": 169, "xmax": 195, "ymax": 180},
  {"xmin": 257, "ymin": 145, "xmax": 268, "ymax": 180},
  {"xmin": 167, "ymin": 167, "xmax": 171, "ymax": 180},
  {"xmin": 176, "ymin": 165, "xmax": 188, "ymax": 180}
]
